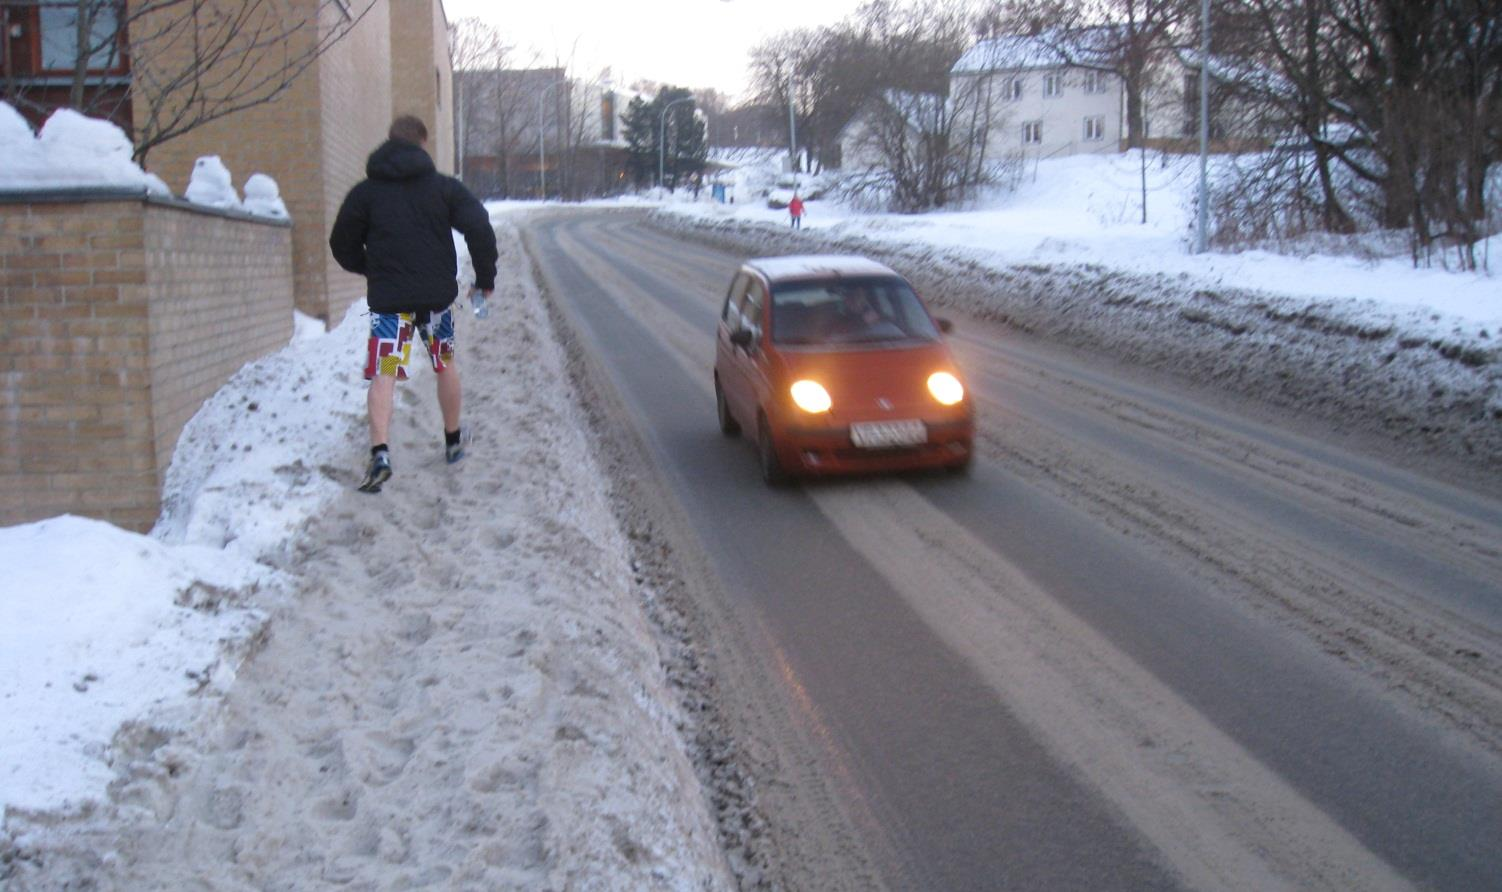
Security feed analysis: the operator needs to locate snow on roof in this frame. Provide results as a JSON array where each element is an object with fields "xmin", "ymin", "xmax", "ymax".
[
  {"xmin": 748, "ymin": 254, "xmax": 900, "ymax": 281},
  {"xmin": 1174, "ymin": 48, "xmax": 1294, "ymax": 98},
  {"xmin": 952, "ymin": 27, "xmax": 1118, "ymax": 75}
]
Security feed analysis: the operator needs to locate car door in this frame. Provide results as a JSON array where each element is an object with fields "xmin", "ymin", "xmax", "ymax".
[
  {"xmin": 716, "ymin": 272, "xmax": 753, "ymax": 422},
  {"xmin": 738, "ymin": 276, "xmax": 773, "ymax": 421}
]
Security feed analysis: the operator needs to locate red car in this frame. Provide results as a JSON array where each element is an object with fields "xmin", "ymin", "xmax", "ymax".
[{"xmin": 714, "ymin": 255, "xmax": 974, "ymax": 484}]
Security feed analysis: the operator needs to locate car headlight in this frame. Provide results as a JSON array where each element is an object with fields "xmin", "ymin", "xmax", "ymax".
[
  {"xmin": 790, "ymin": 379, "xmax": 832, "ymax": 413},
  {"xmin": 927, "ymin": 371, "xmax": 965, "ymax": 406}
]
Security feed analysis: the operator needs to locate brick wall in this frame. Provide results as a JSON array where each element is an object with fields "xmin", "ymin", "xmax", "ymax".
[{"xmin": 0, "ymin": 192, "xmax": 292, "ymax": 531}]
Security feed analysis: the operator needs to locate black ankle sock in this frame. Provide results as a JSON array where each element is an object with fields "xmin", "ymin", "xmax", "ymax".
[
  {"xmin": 372, "ymin": 444, "xmax": 388, "ymax": 457},
  {"xmin": 444, "ymin": 428, "xmax": 461, "ymax": 447}
]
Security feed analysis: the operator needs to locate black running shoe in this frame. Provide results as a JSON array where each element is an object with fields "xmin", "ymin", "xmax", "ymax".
[
  {"xmin": 358, "ymin": 451, "xmax": 392, "ymax": 493},
  {"xmin": 445, "ymin": 428, "xmax": 469, "ymax": 465}
]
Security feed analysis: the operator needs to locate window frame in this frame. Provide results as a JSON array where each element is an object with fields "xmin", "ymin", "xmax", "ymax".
[
  {"xmin": 30, "ymin": 1, "xmax": 129, "ymax": 77},
  {"xmin": 1083, "ymin": 115, "xmax": 1105, "ymax": 142},
  {"xmin": 722, "ymin": 272, "xmax": 750, "ymax": 324},
  {"xmin": 1021, "ymin": 120, "xmax": 1042, "ymax": 145},
  {"xmin": 1043, "ymin": 73, "xmax": 1061, "ymax": 98}
]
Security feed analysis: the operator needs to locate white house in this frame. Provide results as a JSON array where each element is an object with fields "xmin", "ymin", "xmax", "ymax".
[
  {"xmin": 950, "ymin": 32, "xmax": 1280, "ymax": 159},
  {"xmin": 949, "ymin": 32, "xmax": 1123, "ymax": 160}
]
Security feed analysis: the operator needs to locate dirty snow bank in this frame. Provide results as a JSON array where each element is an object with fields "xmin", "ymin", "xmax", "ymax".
[
  {"xmin": 649, "ymin": 168, "xmax": 1502, "ymax": 471},
  {"xmin": 2, "ymin": 214, "xmax": 732, "ymax": 888}
]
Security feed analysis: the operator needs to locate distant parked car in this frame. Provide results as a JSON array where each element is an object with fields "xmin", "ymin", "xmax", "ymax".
[{"xmin": 714, "ymin": 255, "xmax": 974, "ymax": 484}]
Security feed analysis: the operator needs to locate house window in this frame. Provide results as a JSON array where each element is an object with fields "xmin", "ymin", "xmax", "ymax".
[
  {"xmin": 1083, "ymin": 70, "xmax": 1107, "ymax": 94},
  {"xmin": 38, "ymin": 3, "xmax": 124, "ymax": 73},
  {"xmin": 1004, "ymin": 77, "xmax": 1023, "ymax": 101},
  {"xmin": 1044, "ymin": 73, "xmax": 1061, "ymax": 98},
  {"xmin": 1083, "ymin": 115, "xmax": 1105, "ymax": 141},
  {"xmin": 1022, "ymin": 121, "xmax": 1042, "ymax": 144}
]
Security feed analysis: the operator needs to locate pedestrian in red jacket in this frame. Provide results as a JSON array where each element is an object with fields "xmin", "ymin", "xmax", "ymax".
[{"xmin": 788, "ymin": 194, "xmax": 805, "ymax": 230}]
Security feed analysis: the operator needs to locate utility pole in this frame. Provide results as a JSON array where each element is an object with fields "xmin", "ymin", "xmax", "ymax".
[{"xmin": 1196, "ymin": 0, "xmax": 1210, "ymax": 253}]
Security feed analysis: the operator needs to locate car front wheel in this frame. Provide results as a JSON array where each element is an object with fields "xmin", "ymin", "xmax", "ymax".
[
  {"xmin": 757, "ymin": 416, "xmax": 790, "ymax": 487},
  {"xmin": 716, "ymin": 377, "xmax": 740, "ymax": 437}
]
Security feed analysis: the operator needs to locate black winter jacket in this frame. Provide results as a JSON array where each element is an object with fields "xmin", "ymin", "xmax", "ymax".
[{"xmin": 329, "ymin": 139, "xmax": 499, "ymax": 314}]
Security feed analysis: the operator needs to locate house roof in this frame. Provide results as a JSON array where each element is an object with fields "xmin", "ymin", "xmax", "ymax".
[
  {"xmin": 1174, "ymin": 48, "xmax": 1293, "ymax": 98},
  {"xmin": 952, "ymin": 27, "xmax": 1120, "ymax": 75},
  {"xmin": 836, "ymin": 90, "xmax": 945, "ymax": 141}
]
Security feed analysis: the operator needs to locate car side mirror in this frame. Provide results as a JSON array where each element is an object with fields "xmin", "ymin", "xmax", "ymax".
[
  {"xmin": 937, "ymin": 318, "xmax": 954, "ymax": 334},
  {"xmin": 729, "ymin": 329, "xmax": 754, "ymax": 348}
]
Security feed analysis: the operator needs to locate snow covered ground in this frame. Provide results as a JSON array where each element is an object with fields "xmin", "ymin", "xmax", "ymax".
[{"xmin": 1, "ymin": 214, "xmax": 733, "ymax": 888}]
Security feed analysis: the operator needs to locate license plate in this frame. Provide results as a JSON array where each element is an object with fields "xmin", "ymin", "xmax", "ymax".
[{"xmin": 850, "ymin": 420, "xmax": 927, "ymax": 449}]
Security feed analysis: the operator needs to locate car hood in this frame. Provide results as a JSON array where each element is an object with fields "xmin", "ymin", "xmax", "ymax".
[{"xmin": 774, "ymin": 342, "xmax": 959, "ymax": 414}]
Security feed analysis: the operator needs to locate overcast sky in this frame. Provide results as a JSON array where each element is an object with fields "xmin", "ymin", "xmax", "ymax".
[{"xmin": 443, "ymin": 0, "xmax": 870, "ymax": 100}]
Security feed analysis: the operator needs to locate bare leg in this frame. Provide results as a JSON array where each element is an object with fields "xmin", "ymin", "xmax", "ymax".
[
  {"xmin": 436, "ymin": 361, "xmax": 461, "ymax": 433},
  {"xmin": 368, "ymin": 373, "xmax": 397, "ymax": 445}
]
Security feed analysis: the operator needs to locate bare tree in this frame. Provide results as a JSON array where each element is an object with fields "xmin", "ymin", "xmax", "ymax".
[
  {"xmin": 449, "ymin": 17, "xmax": 507, "ymax": 176},
  {"xmin": 1215, "ymin": 0, "xmax": 1501, "ymax": 269},
  {"xmin": 67, "ymin": 0, "xmax": 380, "ymax": 163},
  {"xmin": 748, "ymin": 0, "xmax": 974, "ymax": 173},
  {"xmin": 842, "ymin": 77, "xmax": 1011, "ymax": 212}
]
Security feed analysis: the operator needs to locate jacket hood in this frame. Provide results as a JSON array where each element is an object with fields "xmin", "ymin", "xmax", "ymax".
[{"xmin": 366, "ymin": 139, "xmax": 436, "ymax": 181}]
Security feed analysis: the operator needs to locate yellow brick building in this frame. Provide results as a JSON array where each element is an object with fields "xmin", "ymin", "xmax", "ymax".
[{"xmin": 132, "ymin": 0, "xmax": 454, "ymax": 325}]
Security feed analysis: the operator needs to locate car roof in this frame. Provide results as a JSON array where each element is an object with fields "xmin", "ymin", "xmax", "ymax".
[{"xmin": 746, "ymin": 254, "xmax": 900, "ymax": 283}]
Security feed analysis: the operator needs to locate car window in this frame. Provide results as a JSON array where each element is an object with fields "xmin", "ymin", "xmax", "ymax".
[
  {"xmin": 739, "ymin": 278, "xmax": 767, "ymax": 340},
  {"xmin": 722, "ymin": 273, "xmax": 750, "ymax": 324},
  {"xmin": 770, "ymin": 276, "xmax": 939, "ymax": 345}
]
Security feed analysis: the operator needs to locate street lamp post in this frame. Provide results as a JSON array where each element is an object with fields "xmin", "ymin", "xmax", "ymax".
[
  {"xmin": 658, "ymin": 95, "xmax": 694, "ymax": 190},
  {"xmin": 537, "ymin": 75, "xmax": 570, "ymax": 200}
]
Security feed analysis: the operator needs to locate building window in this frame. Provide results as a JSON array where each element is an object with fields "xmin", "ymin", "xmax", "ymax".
[
  {"xmin": 37, "ymin": 3, "xmax": 124, "ymax": 74},
  {"xmin": 1022, "ymin": 121, "xmax": 1042, "ymax": 144},
  {"xmin": 1083, "ymin": 70, "xmax": 1108, "ymax": 94},
  {"xmin": 1083, "ymin": 116, "xmax": 1105, "ymax": 141},
  {"xmin": 1004, "ymin": 77, "xmax": 1023, "ymax": 101},
  {"xmin": 1044, "ymin": 73, "xmax": 1061, "ymax": 98}
]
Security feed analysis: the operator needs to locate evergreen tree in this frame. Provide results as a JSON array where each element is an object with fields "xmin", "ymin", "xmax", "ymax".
[{"xmin": 623, "ymin": 96, "xmax": 658, "ymax": 188}]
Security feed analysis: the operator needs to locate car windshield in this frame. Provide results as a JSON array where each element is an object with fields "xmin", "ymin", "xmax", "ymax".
[{"xmin": 770, "ymin": 277, "xmax": 940, "ymax": 346}]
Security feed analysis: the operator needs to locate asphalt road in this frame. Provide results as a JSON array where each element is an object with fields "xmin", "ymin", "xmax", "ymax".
[{"xmin": 524, "ymin": 211, "xmax": 1502, "ymax": 891}]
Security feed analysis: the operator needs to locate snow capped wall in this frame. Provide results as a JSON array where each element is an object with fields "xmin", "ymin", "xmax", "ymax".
[
  {"xmin": 0, "ymin": 102, "xmax": 290, "ymax": 221},
  {"xmin": 0, "ymin": 102, "xmax": 169, "ymax": 196}
]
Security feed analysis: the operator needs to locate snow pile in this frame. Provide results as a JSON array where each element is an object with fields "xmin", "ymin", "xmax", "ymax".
[
  {"xmin": 152, "ymin": 303, "xmax": 368, "ymax": 561},
  {"xmin": 183, "ymin": 155, "xmax": 242, "ymax": 210},
  {"xmin": 0, "ymin": 102, "xmax": 169, "ymax": 196},
  {"xmin": 0, "ymin": 516, "xmax": 270, "ymax": 821},
  {"xmin": 241, "ymin": 172, "xmax": 288, "ymax": 220}
]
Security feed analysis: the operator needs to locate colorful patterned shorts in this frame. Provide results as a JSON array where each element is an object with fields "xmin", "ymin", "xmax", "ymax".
[{"xmin": 364, "ymin": 308, "xmax": 456, "ymax": 380}]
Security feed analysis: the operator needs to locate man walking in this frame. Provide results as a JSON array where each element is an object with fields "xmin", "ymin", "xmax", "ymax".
[{"xmin": 330, "ymin": 115, "xmax": 498, "ymax": 493}]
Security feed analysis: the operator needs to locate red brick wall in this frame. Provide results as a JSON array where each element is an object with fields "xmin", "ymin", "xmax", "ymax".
[{"xmin": 1, "ymin": 194, "xmax": 292, "ymax": 531}]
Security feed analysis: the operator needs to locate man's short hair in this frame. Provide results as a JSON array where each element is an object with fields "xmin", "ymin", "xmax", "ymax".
[{"xmin": 389, "ymin": 115, "xmax": 428, "ymax": 144}]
